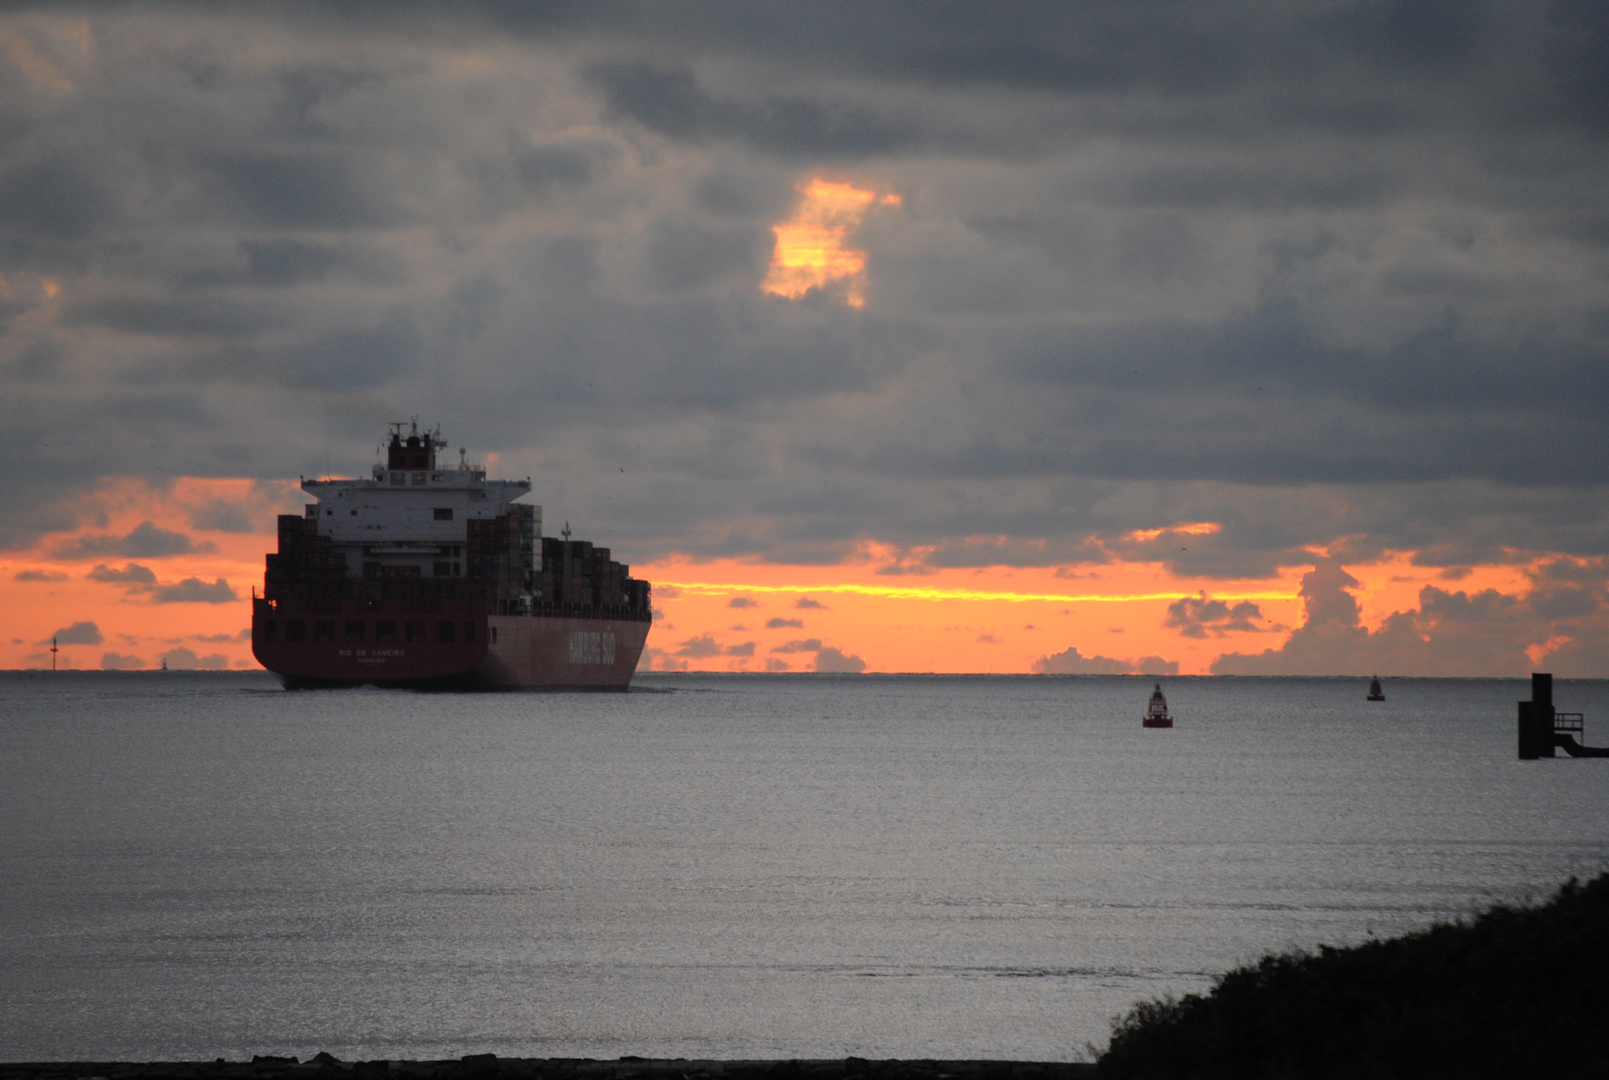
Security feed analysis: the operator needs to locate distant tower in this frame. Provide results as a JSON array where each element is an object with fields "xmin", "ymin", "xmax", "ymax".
[{"xmin": 50, "ymin": 636, "xmax": 57, "ymax": 672}]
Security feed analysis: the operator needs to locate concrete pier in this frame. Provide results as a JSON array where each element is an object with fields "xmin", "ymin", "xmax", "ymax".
[
  {"xmin": 1518, "ymin": 672, "xmax": 1555, "ymax": 759},
  {"xmin": 1519, "ymin": 672, "xmax": 1609, "ymax": 758}
]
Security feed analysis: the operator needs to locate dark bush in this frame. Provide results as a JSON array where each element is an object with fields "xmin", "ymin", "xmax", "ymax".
[{"xmin": 1097, "ymin": 872, "xmax": 1609, "ymax": 1079}]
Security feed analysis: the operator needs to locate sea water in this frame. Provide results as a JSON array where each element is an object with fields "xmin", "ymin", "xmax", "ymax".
[{"xmin": 2, "ymin": 672, "xmax": 1606, "ymax": 1062}]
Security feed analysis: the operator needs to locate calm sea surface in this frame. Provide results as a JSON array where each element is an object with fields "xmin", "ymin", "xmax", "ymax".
[{"xmin": 3, "ymin": 672, "xmax": 1607, "ymax": 1062}]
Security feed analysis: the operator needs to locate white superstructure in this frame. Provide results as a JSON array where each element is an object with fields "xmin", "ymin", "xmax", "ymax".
[{"xmin": 300, "ymin": 422, "xmax": 539, "ymax": 581}]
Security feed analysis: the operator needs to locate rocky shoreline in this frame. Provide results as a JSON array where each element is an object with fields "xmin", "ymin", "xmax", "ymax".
[{"xmin": 0, "ymin": 1059, "xmax": 1094, "ymax": 1080}]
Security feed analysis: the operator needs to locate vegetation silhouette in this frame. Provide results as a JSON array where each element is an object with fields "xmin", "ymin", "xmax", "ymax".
[{"xmin": 1098, "ymin": 872, "xmax": 1609, "ymax": 1079}]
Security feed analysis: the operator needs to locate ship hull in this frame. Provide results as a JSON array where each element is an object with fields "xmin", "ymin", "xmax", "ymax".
[{"xmin": 253, "ymin": 598, "xmax": 648, "ymax": 691}]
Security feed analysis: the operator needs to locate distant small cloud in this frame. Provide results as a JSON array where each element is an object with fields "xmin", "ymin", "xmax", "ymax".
[
  {"xmin": 766, "ymin": 617, "xmax": 804, "ymax": 629},
  {"xmin": 977, "ymin": 633, "xmax": 1000, "ymax": 643},
  {"xmin": 656, "ymin": 585, "xmax": 683, "ymax": 599},
  {"xmin": 1033, "ymin": 646, "xmax": 1176, "ymax": 675},
  {"xmin": 795, "ymin": 597, "xmax": 827, "ymax": 609},
  {"xmin": 727, "ymin": 597, "xmax": 757, "ymax": 608},
  {"xmin": 191, "ymin": 631, "xmax": 238, "ymax": 643},
  {"xmin": 46, "ymin": 621, "xmax": 104, "ymax": 645},
  {"xmin": 159, "ymin": 646, "xmax": 228, "ymax": 670},
  {"xmin": 674, "ymin": 633, "xmax": 754, "ymax": 659},
  {"xmin": 638, "ymin": 646, "xmax": 687, "ymax": 672},
  {"xmin": 814, "ymin": 646, "xmax": 866, "ymax": 673},
  {"xmin": 152, "ymin": 578, "xmax": 238, "ymax": 604},
  {"xmin": 14, "ymin": 569, "xmax": 68, "ymax": 582},
  {"xmin": 53, "ymin": 521, "xmax": 217, "ymax": 560},
  {"xmin": 765, "ymin": 658, "xmax": 790, "ymax": 671},
  {"xmin": 770, "ymin": 637, "xmax": 823, "ymax": 654},
  {"xmin": 186, "ymin": 499, "xmax": 258, "ymax": 533},
  {"xmin": 675, "ymin": 634, "xmax": 724, "ymax": 658},
  {"xmin": 87, "ymin": 562, "xmax": 158, "ymax": 585},
  {"xmin": 1165, "ymin": 593, "xmax": 1269, "ymax": 638},
  {"xmin": 100, "ymin": 652, "xmax": 146, "ymax": 670}
]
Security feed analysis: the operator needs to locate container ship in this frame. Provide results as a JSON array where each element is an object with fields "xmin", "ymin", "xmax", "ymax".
[{"xmin": 251, "ymin": 422, "xmax": 651, "ymax": 689}]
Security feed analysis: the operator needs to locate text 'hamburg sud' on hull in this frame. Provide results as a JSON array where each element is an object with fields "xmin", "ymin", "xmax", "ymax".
[{"xmin": 251, "ymin": 422, "xmax": 651, "ymax": 689}]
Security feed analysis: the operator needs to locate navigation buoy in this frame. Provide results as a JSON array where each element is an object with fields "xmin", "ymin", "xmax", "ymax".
[{"xmin": 1144, "ymin": 683, "xmax": 1173, "ymax": 728}]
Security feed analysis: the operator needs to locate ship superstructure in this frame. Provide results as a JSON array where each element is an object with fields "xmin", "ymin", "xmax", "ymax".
[{"xmin": 251, "ymin": 421, "xmax": 651, "ymax": 689}]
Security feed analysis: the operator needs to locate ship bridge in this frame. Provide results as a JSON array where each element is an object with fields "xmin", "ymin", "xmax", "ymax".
[{"xmin": 300, "ymin": 421, "xmax": 537, "ymax": 582}]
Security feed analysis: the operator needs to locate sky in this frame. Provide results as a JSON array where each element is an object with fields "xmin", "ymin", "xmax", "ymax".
[{"xmin": 2, "ymin": 2, "xmax": 1608, "ymax": 675}]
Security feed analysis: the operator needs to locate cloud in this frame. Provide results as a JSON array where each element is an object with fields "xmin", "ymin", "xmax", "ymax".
[
  {"xmin": 670, "ymin": 632, "xmax": 757, "ymax": 661},
  {"xmin": 795, "ymin": 598, "xmax": 828, "ymax": 610},
  {"xmin": 0, "ymin": 3, "xmax": 1605, "ymax": 675},
  {"xmin": 1033, "ymin": 646, "xmax": 1177, "ymax": 675},
  {"xmin": 727, "ymin": 597, "xmax": 757, "ymax": 608},
  {"xmin": 770, "ymin": 638, "xmax": 824, "ymax": 654},
  {"xmin": 814, "ymin": 645, "xmax": 866, "ymax": 673},
  {"xmin": 675, "ymin": 634, "xmax": 724, "ymax": 658},
  {"xmin": 1207, "ymin": 557, "xmax": 1608, "ymax": 676},
  {"xmin": 765, "ymin": 617, "xmax": 804, "ymax": 628},
  {"xmin": 638, "ymin": 646, "xmax": 687, "ymax": 672},
  {"xmin": 151, "ymin": 578, "xmax": 238, "ymax": 604},
  {"xmin": 13, "ymin": 569, "xmax": 67, "ymax": 582},
  {"xmin": 159, "ymin": 646, "xmax": 228, "ymax": 670},
  {"xmin": 186, "ymin": 498, "xmax": 259, "ymax": 533},
  {"xmin": 757, "ymin": 634, "xmax": 864, "ymax": 671},
  {"xmin": 86, "ymin": 562, "xmax": 157, "ymax": 585},
  {"xmin": 191, "ymin": 629, "xmax": 250, "ymax": 643},
  {"xmin": 100, "ymin": 652, "xmax": 145, "ymax": 670},
  {"xmin": 1165, "ymin": 593, "xmax": 1272, "ymax": 638},
  {"xmin": 53, "ymin": 522, "xmax": 217, "ymax": 560},
  {"xmin": 46, "ymin": 621, "xmax": 102, "ymax": 645}
]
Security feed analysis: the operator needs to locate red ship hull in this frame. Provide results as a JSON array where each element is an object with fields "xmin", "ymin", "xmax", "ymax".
[{"xmin": 252, "ymin": 597, "xmax": 648, "ymax": 690}]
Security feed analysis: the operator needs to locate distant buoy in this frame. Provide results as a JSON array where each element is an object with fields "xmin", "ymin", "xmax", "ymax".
[{"xmin": 1144, "ymin": 683, "xmax": 1173, "ymax": 728}]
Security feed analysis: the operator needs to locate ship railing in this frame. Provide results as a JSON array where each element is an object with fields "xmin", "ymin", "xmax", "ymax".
[{"xmin": 1555, "ymin": 712, "xmax": 1584, "ymax": 737}]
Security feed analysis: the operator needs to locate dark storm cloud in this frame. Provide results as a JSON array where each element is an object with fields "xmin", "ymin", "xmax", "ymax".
[
  {"xmin": 53, "ymin": 523, "xmax": 217, "ymax": 560},
  {"xmin": 0, "ymin": 1, "xmax": 1604, "ymax": 613},
  {"xmin": 589, "ymin": 62, "xmax": 911, "ymax": 159},
  {"xmin": 151, "ymin": 577, "xmax": 238, "ymax": 604},
  {"xmin": 46, "ymin": 620, "xmax": 102, "ymax": 645},
  {"xmin": 239, "ymin": 239, "xmax": 345, "ymax": 285},
  {"xmin": 0, "ymin": 156, "xmax": 109, "ymax": 244},
  {"xmin": 206, "ymin": 152, "xmax": 401, "ymax": 229},
  {"xmin": 86, "ymin": 562, "xmax": 157, "ymax": 585},
  {"xmin": 1164, "ymin": 595, "xmax": 1270, "ymax": 638}
]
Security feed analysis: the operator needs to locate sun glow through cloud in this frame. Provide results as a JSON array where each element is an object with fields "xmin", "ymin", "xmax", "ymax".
[{"xmin": 762, "ymin": 177, "xmax": 900, "ymax": 308}]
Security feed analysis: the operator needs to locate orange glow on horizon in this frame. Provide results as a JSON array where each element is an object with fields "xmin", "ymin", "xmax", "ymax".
[
  {"xmin": 0, "ymin": 476, "xmax": 1584, "ymax": 676},
  {"xmin": 636, "ymin": 554, "xmax": 1308, "ymax": 675},
  {"xmin": 0, "ymin": 477, "xmax": 302, "ymax": 671},
  {"xmin": 762, "ymin": 177, "xmax": 900, "ymax": 308}
]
